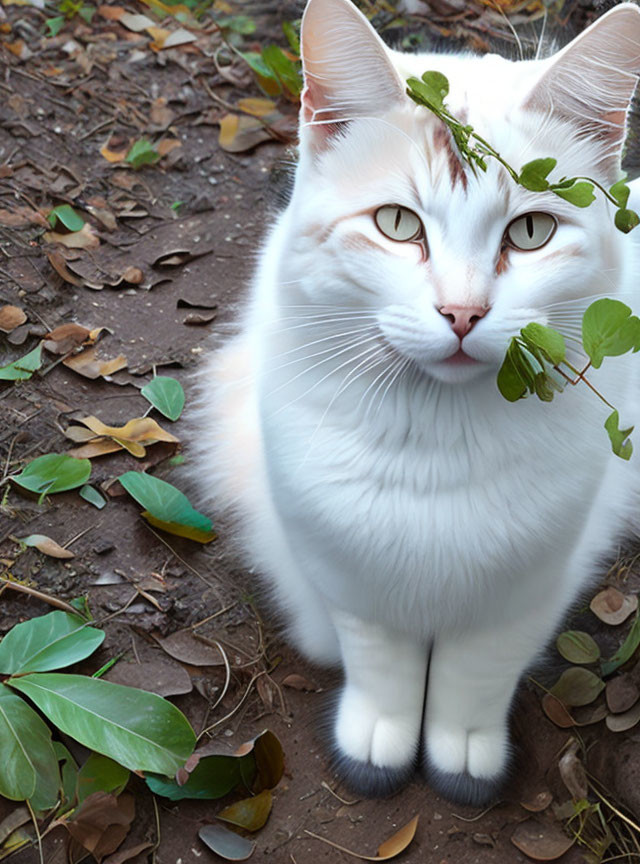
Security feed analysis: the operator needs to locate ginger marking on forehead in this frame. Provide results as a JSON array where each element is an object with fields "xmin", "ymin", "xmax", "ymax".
[{"xmin": 432, "ymin": 124, "xmax": 468, "ymax": 192}]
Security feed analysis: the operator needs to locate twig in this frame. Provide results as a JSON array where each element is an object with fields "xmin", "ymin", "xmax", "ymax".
[
  {"xmin": 0, "ymin": 577, "xmax": 80, "ymax": 615},
  {"xmin": 190, "ymin": 602, "xmax": 237, "ymax": 629},
  {"xmin": 25, "ymin": 800, "xmax": 43, "ymax": 864},
  {"xmin": 320, "ymin": 781, "xmax": 359, "ymax": 806},
  {"xmin": 62, "ymin": 522, "xmax": 99, "ymax": 549},
  {"xmin": 142, "ymin": 522, "xmax": 222, "ymax": 594},
  {"xmin": 198, "ymin": 669, "xmax": 268, "ymax": 739},
  {"xmin": 451, "ymin": 800, "xmax": 503, "ymax": 821},
  {"xmin": 150, "ymin": 794, "xmax": 161, "ymax": 864}
]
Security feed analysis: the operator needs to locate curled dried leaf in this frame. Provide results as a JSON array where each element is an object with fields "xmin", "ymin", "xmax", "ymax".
[{"xmin": 590, "ymin": 587, "xmax": 637, "ymax": 625}]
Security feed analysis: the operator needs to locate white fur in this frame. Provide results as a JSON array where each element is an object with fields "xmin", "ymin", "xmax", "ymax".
[{"xmin": 192, "ymin": 0, "xmax": 640, "ymax": 795}]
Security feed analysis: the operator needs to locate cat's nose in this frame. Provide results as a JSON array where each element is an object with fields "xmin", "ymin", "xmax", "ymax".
[{"xmin": 438, "ymin": 304, "xmax": 489, "ymax": 339}]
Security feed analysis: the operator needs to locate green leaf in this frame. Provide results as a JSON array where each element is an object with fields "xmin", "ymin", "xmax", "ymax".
[
  {"xmin": 520, "ymin": 322, "xmax": 566, "ymax": 366},
  {"xmin": 241, "ymin": 50, "xmax": 277, "ymax": 81},
  {"xmin": 217, "ymin": 14, "xmax": 256, "ymax": 34},
  {"xmin": 7, "ymin": 673, "xmax": 196, "ymax": 776},
  {"xmin": 550, "ymin": 667, "xmax": 605, "ymax": 707},
  {"xmin": 0, "ymin": 610, "xmax": 104, "ymax": 675},
  {"xmin": 118, "ymin": 471, "xmax": 215, "ymax": 543},
  {"xmin": 79, "ymin": 484, "xmax": 106, "ymax": 509},
  {"xmin": 146, "ymin": 753, "xmax": 255, "ymax": 801},
  {"xmin": 46, "ymin": 15, "xmax": 66, "ymax": 36},
  {"xmin": 217, "ymin": 789, "xmax": 272, "ymax": 832},
  {"xmin": 76, "ymin": 752, "xmax": 129, "ymax": 804},
  {"xmin": 12, "ymin": 453, "xmax": 91, "ymax": 497},
  {"xmin": 582, "ymin": 298, "xmax": 640, "ymax": 369},
  {"xmin": 199, "ymin": 824, "xmax": 256, "ymax": 861},
  {"xmin": 282, "ymin": 20, "xmax": 300, "ymax": 55},
  {"xmin": 556, "ymin": 631, "xmax": 601, "ymax": 664},
  {"xmin": 261, "ymin": 45, "xmax": 302, "ymax": 96},
  {"xmin": 406, "ymin": 74, "xmax": 449, "ymax": 112},
  {"xmin": 141, "ymin": 376, "xmax": 185, "ymax": 421},
  {"xmin": 126, "ymin": 139, "xmax": 160, "ymax": 170},
  {"xmin": 0, "ymin": 684, "xmax": 59, "ymax": 805},
  {"xmin": 518, "ymin": 158, "xmax": 556, "ymax": 192},
  {"xmin": 533, "ymin": 371, "xmax": 555, "ymax": 402},
  {"xmin": 601, "ymin": 610, "xmax": 640, "ymax": 676},
  {"xmin": 614, "ymin": 208, "xmax": 640, "ymax": 233},
  {"xmin": 609, "ymin": 177, "xmax": 630, "ymax": 209},
  {"xmin": 552, "ymin": 181, "xmax": 596, "ymax": 208},
  {"xmin": 496, "ymin": 340, "xmax": 528, "ymax": 402},
  {"xmin": 605, "ymin": 410, "xmax": 633, "ymax": 460},
  {"xmin": 78, "ymin": 5, "xmax": 95, "ymax": 23},
  {"xmin": 0, "ymin": 344, "xmax": 43, "ymax": 381},
  {"xmin": 48, "ymin": 204, "xmax": 85, "ymax": 232},
  {"xmin": 53, "ymin": 741, "xmax": 79, "ymax": 810}
]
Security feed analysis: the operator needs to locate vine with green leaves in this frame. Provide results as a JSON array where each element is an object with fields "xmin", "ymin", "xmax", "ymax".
[{"xmin": 407, "ymin": 71, "xmax": 640, "ymax": 459}]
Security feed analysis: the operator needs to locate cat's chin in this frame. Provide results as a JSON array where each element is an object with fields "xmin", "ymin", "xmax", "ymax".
[{"xmin": 422, "ymin": 352, "xmax": 492, "ymax": 385}]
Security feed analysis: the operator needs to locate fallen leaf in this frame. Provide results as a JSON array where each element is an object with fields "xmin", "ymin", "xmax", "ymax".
[
  {"xmin": 217, "ymin": 789, "xmax": 272, "ymax": 832},
  {"xmin": 119, "ymin": 471, "xmax": 214, "ymax": 543},
  {"xmin": 556, "ymin": 631, "xmax": 600, "ymax": 665},
  {"xmin": 605, "ymin": 698, "xmax": 640, "ymax": 732},
  {"xmin": 511, "ymin": 820, "xmax": 574, "ymax": 861},
  {"xmin": 520, "ymin": 786, "xmax": 553, "ymax": 813},
  {"xmin": 0, "ymin": 344, "xmax": 43, "ymax": 381},
  {"xmin": 66, "ymin": 792, "xmax": 135, "ymax": 861},
  {"xmin": 305, "ymin": 815, "xmax": 419, "ymax": 861},
  {"xmin": 98, "ymin": 5, "xmax": 125, "ymax": 20},
  {"xmin": 46, "ymin": 250, "xmax": 82, "ymax": 286},
  {"xmin": 103, "ymin": 842, "xmax": 153, "ymax": 864},
  {"xmin": 155, "ymin": 630, "xmax": 225, "ymax": 666},
  {"xmin": 44, "ymin": 223, "xmax": 100, "ymax": 249},
  {"xmin": 218, "ymin": 113, "xmax": 272, "ymax": 153},
  {"xmin": 148, "ymin": 26, "xmax": 196, "ymax": 50},
  {"xmin": 105, "ymin": 660, "xmax": 192, "ymax": 697},
  {"xmin": 68, "ymin": 439, "xmax": 124, "ymax": 459},
  {"xmin": 118, "ymin": 12, "xmax": 155, "ymax": 31},
  {"xmin": 558, "ymin": 741, "xmax": 587, "ymax": 799},
  {"xmin": 80, "ymin": 484, "xmax": 107, "ymax": 509},
  {"xmin": 0, "ymin": 306, "xmax": 27, "ymax": 333},
  {"xmin": 606, "ymin": 674, "xmax": 640, "ymax": 713},
  {"xmin": 601, "ymin": 610, "xmax": 640, "ymax": 676},
  {"xmin": 121, "ymin": 266, "xmax": 142, "ymax": 284},
  {"xmin": 44, "ymin": 323, "xmax": 92, "ymax": 354},
  {"xmin": 282, "ymin": 673, "xmax": 319, "ymax": 691},
  {"xmin": 237, "ymin": 97, "xmax": 277, "ymax": 118},
  {"xmin": 590, "ymin": 587, "xmax": 638, "ymax": 625},
  {"xmin": 550, "ymin": 667, "xmax": 605, "ymax": 707},
  {"xmin": 0, "ymin": 206, "xmax": 47, "ymax": 228},
  {"xmin": 79, "ymin": 416, "xmax": 179, "ymax": 447},
  {"xmin": 63, "ymin": 347, "xmax": 127, "ymax": 379},
  {"xmin": 184, "ymin": 311, "xmax": 217, "ymax": 325},
  {"xmin": 156, "ymin": 138, "xmax": 182, "ymax": 157},
  {"xmin": 542, "ymin": 693, "xmax": 575, "ymax": 728},
  {"xmin": 17, "ymin": 534, "xmax": 74, "ymax": 559},
  {"xmin": 100, "ymin": 136, "xmax": 129, "ymax": 163},
  {"xmin": 199, "ymin": 824, "xmax": 255, "ymax": 861},
  {"xmin": 570, "ymin": 702, "xmax": 608, "ymax": 726}
]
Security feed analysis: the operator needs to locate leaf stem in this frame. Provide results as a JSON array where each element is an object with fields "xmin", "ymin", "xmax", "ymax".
[{"xmin": 562, "ymin": 361, "xmax": 615, "ymax": 409}]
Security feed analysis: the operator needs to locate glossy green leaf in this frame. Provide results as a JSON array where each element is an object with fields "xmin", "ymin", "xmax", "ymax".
[
  {"xmin": 141, "ymin": 376, "xmax": 185, "ymax": 421},
  {"xmin": 520, "ymin": 322, "xmax": 566, "ymax": 366},
  {"xmin": 199, "ymin": 823, "xmax": 255, "ymax": 861},
  {"xmin": 609, "ymin": 178, "xmax": 630, "ymax": 209},
  {"xmin": 582, "ymin": 298, "xmax": 640, "ymax": 369},
  {"xmin": 126, "ymin": 139, "xmax": 160, "ymax": 170},
  {"xmin": 79, "ymin": 484, "xmax": 106, "ymax": 509},
  {"xmin": 601, "ymin": 610, "xmax": 640, "ymax": 676},
  {"xmin": 218, "ymin": 789, "xmax": 272, "ymax": 832},
  {"xmin": 0, "ymin": 684, "xmax": 59, "ymax": 805},
  {"xmin": 76, "ymin": 752, "xmax": 130, "ymax": 804},
  {"xmin": 0, "ymin": 610, "xmax": 104, "ymax": 674},
  {"xmin": 0, "ymin": 344, "xmax": 43, "ymax": 381},
  {"xmin": 556, "ymin": 631, "xmax": 600, "ymax": 664},
  {"xmin": 48, "ymin": 204, "xmax": 84, "ymax": 232},
  {"xmin": 406, "ymin": 75, "xmax": 448, "ymax": 111},
  {"xmin": 518, "ymin": 158, "xmax": 556, "ymax": 192},
  {"xmin": 119, "ymin": 471, "xmax": 214, "ymax": 543},
  {"xmin": 605, "ymin": 410, "xmax": 633, "ymax": 460},
  {"xmin": 496, "ymin": 343, "xmax": 527, "ymax": 402},
  {"xmin": 550, "ymin": 667, "xmax": 605, "ymax": 707},
  {"xmin": 53, "ymin": 741, "xmax": 79, "ymax": 810},
  {"xmin": 553, "ymin": 181, "xmax": 596, "ymax": 207},
  {"xmin": 8, "ymin": 673, "xmax": 196, "ymax": 776},
  {"xmin": 146, "ymin": 753, "xmax": 255, "ymax": 801},
  {"xmin": 614, "ymin": 208, "xmax": 640, "ymax": 233},
  {"xmin": 261, "ymin": 45, "xmax": 302, "ymax": 96},
  {"xmin": 12, "ymin": 453, "xmax": 91, "ymax": 497}
]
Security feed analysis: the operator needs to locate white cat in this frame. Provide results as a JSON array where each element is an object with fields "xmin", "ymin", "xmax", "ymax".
[{"xmin": 193, "ymin": 0, "xmax": 640, "ymax": 804}]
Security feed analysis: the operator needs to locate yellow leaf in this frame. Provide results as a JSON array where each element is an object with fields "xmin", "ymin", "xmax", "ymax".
[
  {"xmin": 141, "ymin": 512, "xmax": 216, "ymax": 544},
  {"xmin": 236, "ymin": 98, "xmax": 277, "ymax": 118},
  {"xmin": 79, "ymin": 416, "xmax": 179, "ymax": 444}
]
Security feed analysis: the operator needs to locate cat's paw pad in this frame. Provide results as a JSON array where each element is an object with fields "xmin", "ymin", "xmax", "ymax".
[
  {"xmin": 332, "ymin": 687, "xmax": 419, "ymax": 796},
  {"xmin": 423, "ymin": 723, "xmax": 511, "ymax": 806}
]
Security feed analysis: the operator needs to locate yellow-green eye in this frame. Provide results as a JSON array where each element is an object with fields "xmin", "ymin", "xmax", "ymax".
[
  {"xmin": 374, "ymin": 205, "xmax": 423, "ymax": 242},
  {"xmin": 506, "ymin": 212, "xmax": 557, "ymax": 251}
]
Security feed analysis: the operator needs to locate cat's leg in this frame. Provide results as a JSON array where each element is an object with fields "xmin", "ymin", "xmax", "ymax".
[
  {"xmin": 279, "ymin": 578, "xmax": 341, "ymax": 666},
  {"xmin": 331, "ymin": 609, "xmax": 428, "ymax": 797},
  {"xmin": 422, "ymin": 591, "xmax": 565, "ymax": 806}
]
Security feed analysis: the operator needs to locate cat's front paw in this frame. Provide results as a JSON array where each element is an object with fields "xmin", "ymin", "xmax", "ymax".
[
  {"xmin": 332, "ymin": 685, "xmax": 419, "ymax": 797},
  {"xmin": 423, "ymin": 722, "xmax": 511, "ymax": 806}
]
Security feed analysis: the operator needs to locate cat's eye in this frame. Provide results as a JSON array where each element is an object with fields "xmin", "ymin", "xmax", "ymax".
[
  {"xmin": 505, "ymin": 212, "xmax": 557, "ymax": 251},
  {"xmin": 374, "ymin": 205, "xmax": 423, "ymax": 243}
]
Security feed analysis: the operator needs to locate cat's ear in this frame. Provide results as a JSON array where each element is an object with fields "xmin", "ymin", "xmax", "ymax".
[
  {"xmin": 300, "ymin": 0, "xmax": 404, "ymax": 147},
  {"xmin": 524, "ymin": 3, "xmax": 640, "ymax": 169}
]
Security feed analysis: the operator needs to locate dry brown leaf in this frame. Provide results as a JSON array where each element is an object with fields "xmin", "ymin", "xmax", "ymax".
[
  {"xmin": 150, "ymin": 98, "xmax": 175, "ymax": 128},
  {"xmin": 0, "ymin": 305, "xmax": 27, "ymax": 333},
  {"xmin": 542, "ymin": 693, "xmax": 574, "ymax": 728},
  {"xmin": 558, "ymin": 741, "xmax": 587, "ymax": 800},
  {"xmin": 103, "ymin": 842, "xmax": 153, "ymax": 864},
  {"xmin": 606, "ymin": 674, "xmax": 640, "ymax": 714},
  {"xmin": 98, "ymin": 4, "xmax": 125, "ymax": 20},
  {"xmin": 44, "ymin": 223, "xmax": 100, "ymax": 249},
  {"xmin": 511, "ymin": 820, "xmax": 574, "ymax": 861},
  {"xmin": 237, "ymin": 97, "xmax": 277, "ymax": 118},
  {"xmin": 282, "ymin": 673, "xmax": 319, "ymax": 692},
  {"xmin": 605, "ymin": 698, "xmax": 640, "ymax": 732},
  {"xmin": 63, "ymin": 347, "xmax": 127, "ymax": 379},
  {"xmin": 79, "ymin": 416, "xmax": 179, "ymax": 445},
  {"xmin": 156, "ymin": 138, "xmax": 181, "ymax": 157},
  {"xmin": 520, "ymin": 787, "xmax": 553, "ymax": 813},
  {"xmin": 0, "ymin": 206, "xmax": 47, "ymax": 228},
  {"xmin": 105, "ymin": 659, "xmax": 192, "ymax": 697},
  {"xmin": 121, "ymin": 266, "xmax": 143, "ymax": 284},
  {"xmin": 148, "ymin": 26, "xmax": 197, "ymax": 50},
  {"xmin": 47, "ymin": 250, "xmax": 83, "ymax": 286},
  {"xmin": 44, "ymin": 323, "xmax": 92, "ymax": 354},
  {"xmin": 218, "ymin": 113, "xmax": 272, "ymax": 153},
  {"xmin": 183, "ymin": 310, "xmax": 217, "ymax": 326},
  {"xmin": 155, "ymin": 630, "xmax": 225, "ymax": 666},
  {"xmin": 119, "ymin": 11, "xmax": 155, "ymax": 31},
  {"xmin": 66, "ymin": 792, "xmax": 135, "ymax": 861},
  {"xmin": 590, "ymin": 586, "xmax": 638, "ymax": 625},
  {"xmin": 305, "ymin": 815, "xmax": 419, "ymax": 861},
  {"xmin": 18, "ymin": 534, "xmax": 74, "ymax": 559},
  {"xmin": 100, "ymin": 137, "xmax": 129, "ymax": 163},
  {"xmin": 67, "ymin": 439, "xmax": 124, "ymax": 459},
  {"xmin": 64, "ymin": 425, "xmax": 101, "ymax": 443}
]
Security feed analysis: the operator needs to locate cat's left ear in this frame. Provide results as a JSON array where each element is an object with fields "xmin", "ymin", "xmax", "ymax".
[
  {"xmin": 299, "ymin": 0, "xmax": 404, "ymax": 147},
  {"xmin": 524, "ymin": 3, "xmax": 640, "ymax": 172}
]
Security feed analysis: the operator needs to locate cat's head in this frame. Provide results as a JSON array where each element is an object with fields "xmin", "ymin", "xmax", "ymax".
[{"xmin": 281, "ymin": 0, "xmax": 640, "ymax": 385}]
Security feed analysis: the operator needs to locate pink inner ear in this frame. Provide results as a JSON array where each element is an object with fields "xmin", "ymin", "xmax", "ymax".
[{"xmin": 301, "ymin": 80, "xmax": 342, "ymax": 145}]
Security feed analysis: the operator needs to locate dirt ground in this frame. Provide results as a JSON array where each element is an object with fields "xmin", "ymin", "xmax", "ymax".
[{"xmin": 1, "ymin": 2, "xmax": 640, "ymax": 863}]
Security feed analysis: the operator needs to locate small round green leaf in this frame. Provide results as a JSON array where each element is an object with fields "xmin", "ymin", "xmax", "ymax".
[
  {"xmin": 126, "ymin": 139, "xmax": 160, "ymax": 170},
  {"xmin": 518, "ymin": 158, "xmax": 556, "ymax": 192},
  {"xmin": 610, "ymin": 178, "xmax": 631, "ymax": 209},
  {"xmin": 550, "ymin": 667, "xmax": 605, "ymax": 707},
  {"xmin": 556, "ymin": 631, "xmax": 600, "ymax": 664},
  {"xmin": 12, "ymin": 453, "xmax": 91, "ymax": 496},
  {"xmin": 141, "ymin": 376, "xmax": 185, "ymax": 421},
  {"xmin": 552, "ymin": 181, "xmax": 596, "ymax": 208},
  {"xmin": 0, "ymin": 610, "xmax": 104, "ymax": 675},
  {"xmin": 582, "ymin": 298, "xmax": 640, "ymax": 369},
  {"xmin": 614, "ymin": 208, "xmax": 640, "ymax": 233},
  {"xmin": 7, "ymin": 673, "xmax": 196, "ymax": 776}
]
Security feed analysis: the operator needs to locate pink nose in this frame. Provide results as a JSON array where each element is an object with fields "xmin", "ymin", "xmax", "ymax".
[{"xmin": 438, "ymin": 304, "xmax": 489, "ymax": 340}]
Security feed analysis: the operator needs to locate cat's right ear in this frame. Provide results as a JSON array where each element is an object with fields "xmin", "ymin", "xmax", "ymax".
[{"xmin": 300, "ymin": 0, "xmax": 404, "ymax": 149}]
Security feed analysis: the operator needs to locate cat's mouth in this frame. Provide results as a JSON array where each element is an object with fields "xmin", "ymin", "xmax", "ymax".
[{"xmin": 442, "ymin": 348, "xmax": 478, "ymax": 366}]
